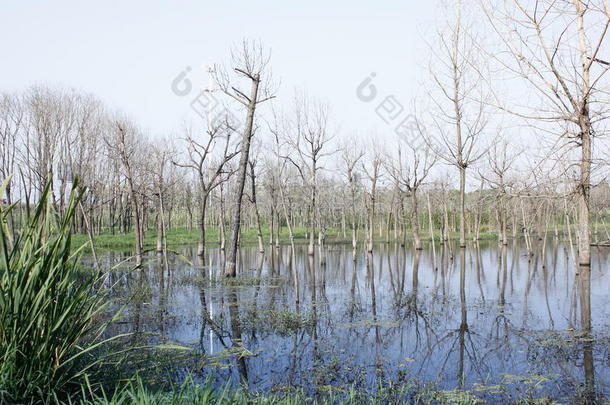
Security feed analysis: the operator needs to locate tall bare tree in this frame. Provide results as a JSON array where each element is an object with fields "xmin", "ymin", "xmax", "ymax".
[
  {"xmin": 219, "ymin": 40, "xmax": 275, "ymax": 277},
  {"xmin": 427, "ymin": 0, "xmax": 489, "ymax": 248}
]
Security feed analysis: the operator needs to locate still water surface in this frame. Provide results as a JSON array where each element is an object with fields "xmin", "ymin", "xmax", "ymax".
[{"xmin": 99, "ymin": 240, "xmax": 610, "ymax": 402}]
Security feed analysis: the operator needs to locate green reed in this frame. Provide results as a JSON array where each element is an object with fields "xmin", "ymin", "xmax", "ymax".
[{"xmin": 0, "ymin": 178, "xmax": 119, "ymax": 404}]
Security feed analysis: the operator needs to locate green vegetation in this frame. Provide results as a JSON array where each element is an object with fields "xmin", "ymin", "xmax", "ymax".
[
  {"xmin": 71, "ymin": 226, "xmax": 312, "ymax": 251},
  {"xmin": 70, "ymin": 376, "xmax": 569, "ymax": 405},
  {"xmin": 72, "ymin": 378, "xmax": 375, "ymax": 405},
  {"xmin": 71, "ymin": 225, "xmax": 507, "ymax": 253},
  {"xmin": 0, "ymin": 180, "xmax": 121, "ymax": 404},
  {"xmin": 70, "ymin": 211, "xmax": 610, "ymax": 254},
  {"xmin": 241, "ymin": 308, "xmax": 316, "ymax": 336}
]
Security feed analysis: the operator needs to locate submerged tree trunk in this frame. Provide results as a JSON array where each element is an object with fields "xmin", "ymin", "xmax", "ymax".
[
  {"xmin": 500, "ymin": 196, "xmax": 508, "ymax": 246},
  {"xmin": 410, "ymin": 189, "xmax": 422, "ymax": 250},
  {"xmin": 577, "ymin": 132, "xmax": 591, "ymax": 267},
  {"xmin": 308, "ymin": 183, "xmax": 316, "ymax": 256},
  {"xmin": 197, "ymin": 193, "xmax": 209, "ymax": 257},
  {"xmin": 458, "ymin": 164, "xmax": 466, "ymax": 248},
  {"xmin": 219, "ymin": 186, "xmax": 226, "ymax": 251},
  {"xmin": 225, "ymin": 75, "xmax": 260, "ymax": 277},
  {"xmin": 350, "ymin": 181, "xmax": 358, "ymax": 251},
  {"xmin": 442, "ymin": 195, "xmax": 450, "ymax": 244},
  {"xmin": 426, "ymin": 192, "xmax": 437, "ymax": 270},
  {"xmin": 249, "ymin": 162, "xmax": 265, "ymax": 254},
  {"xmin": 575, "ymin": 0, "xmax": 591, "ymax": 267}
]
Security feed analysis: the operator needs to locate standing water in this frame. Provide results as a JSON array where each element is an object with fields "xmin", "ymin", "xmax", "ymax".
[{"xmin": 99, "ymin": 240, "xmax": 609, "ymax": 403}]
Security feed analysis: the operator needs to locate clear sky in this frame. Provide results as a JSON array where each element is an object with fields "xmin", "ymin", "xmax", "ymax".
[{"xmin": 0, "ymin": 1, "xmax": 438, "ymax": 139}]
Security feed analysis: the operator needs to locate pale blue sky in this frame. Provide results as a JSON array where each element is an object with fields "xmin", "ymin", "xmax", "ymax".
[{"xmin": 0, "ymin": 1, "xmax": 438, "ymax": 137}]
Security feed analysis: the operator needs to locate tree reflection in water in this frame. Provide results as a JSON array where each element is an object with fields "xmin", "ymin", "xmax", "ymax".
[{"xmin": 102, "ymin": 240, "xmax": 609, "ymax": 402}]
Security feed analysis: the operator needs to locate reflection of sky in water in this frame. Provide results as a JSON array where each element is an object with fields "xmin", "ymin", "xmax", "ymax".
[{"xmin": 98, "ymin": 241, "xmax": 610, "ymax": 400}]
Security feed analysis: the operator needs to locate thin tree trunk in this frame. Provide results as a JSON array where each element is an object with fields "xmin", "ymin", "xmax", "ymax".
[
  {"xmin": 249, "ymin": 163, "xmax": 265, "ymax": 254},
  {"xmin": 411, "ymin": 189, "xmax": 422, "ymax": 250},
  {"xmin": 197, "ymin": 193, "xmax": 209, "ymax": 257},
  {"xmin": 225, "ymin": 76, "xmax": 260, "ymax": 277},
  {"xmin": 426, "ymin": 192, "xmax": 437, "ymax": 270},
  {"xmin": 458, "ymin": 165, "xmax": 466, "ymax": 247},
  {"xmin": 575, "ymin": 0, "xmax": 592, "ymax": 267}
]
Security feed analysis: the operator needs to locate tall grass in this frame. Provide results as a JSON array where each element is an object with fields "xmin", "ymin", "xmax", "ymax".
[
  {"xmin": 0, "ymin": 179, "xmax": 116, "ymax": 404},
  {"xmin": 72, "ymin": 377, "xmax": 487, "ymax": 405},
  {"xmin": 74, "ymin": 377, "xmax": 358, "ymax": 405}
]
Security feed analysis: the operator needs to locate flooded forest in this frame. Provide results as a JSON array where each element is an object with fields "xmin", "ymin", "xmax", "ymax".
[{"xmin": 1, "ymin": 0, "xmax": 610, "ymax": 404}]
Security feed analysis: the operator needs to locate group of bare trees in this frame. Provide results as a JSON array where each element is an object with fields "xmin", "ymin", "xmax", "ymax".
[
  {"xmin": 1, "ymin": 2, "xmax": 609, "ymax": 276},
  {"xmin": 425, "ymin": 0, "xmax": 610, "ymax": 271},
  {"xmin": 486, "ymin": 0, "xmax": 610, "ymax": 269}
]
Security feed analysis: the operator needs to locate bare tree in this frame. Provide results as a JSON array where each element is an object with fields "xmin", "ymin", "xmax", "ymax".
[
  {"xmin": 150, "ymin": 141, "xmax": 176, "ymax": 254},
  {"xmin": 387, "ymin": 123, "xmax": 437, "ymax": 250},
  {"xmin": 218, "ymin": 40, "xmax": 275, "ymax": 277},
  {"xmin": 284, "ymin": 93, "xmax": 335, "ymax": 256},
  {"xmin": 362, "ymin": 148, "xmax": 383, "ymax": 253},
  {"xmin": 174, "ymin": 120, "xmax": 238, "ymax": 256},
  {"xmin": 262, "ymin": 157, "xmax": 282, "ymax": 247},
  {"xmin": 426, "ymin": 0, "xmax": 489, "ymax": 248},
  {"xmin": 341, "ymin": 140, "xmax": 364, "ymax": 251},
  {"xmin": 480, "ymin": 139, "xmax": 519, "ymax": 245}
]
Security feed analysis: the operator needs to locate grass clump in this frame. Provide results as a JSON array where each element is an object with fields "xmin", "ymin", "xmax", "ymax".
[
  {"xmin": 240, "ymin": 308, "xmax": 316, "ymax": 336},
  {"xmin": 0, "ymin": 179, "xmax": 118, "ymax": 404}
]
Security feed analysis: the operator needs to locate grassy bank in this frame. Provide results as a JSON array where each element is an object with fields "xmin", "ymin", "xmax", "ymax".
[
  {"xmin": 72, "ymin": 227, "xmax": 308, "ymax": 251},
  {"xmin": 72, "ymin": 226, "xmax": 505, "ymax": 252}
]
